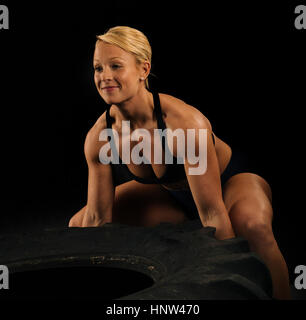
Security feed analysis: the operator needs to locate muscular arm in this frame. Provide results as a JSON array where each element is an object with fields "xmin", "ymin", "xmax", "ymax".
[
  {"xmin": 171, "ymin": 105, "xmax": 235, "ymax": 240},
  {"xmin": 69, "ymin": 114, "xmax": 115, "ymax": 227}
]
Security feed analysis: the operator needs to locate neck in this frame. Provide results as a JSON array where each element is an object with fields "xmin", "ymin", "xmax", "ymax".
[{"xmin": 112, "ymin": 87, "xmax": 154, "ymax": 130}]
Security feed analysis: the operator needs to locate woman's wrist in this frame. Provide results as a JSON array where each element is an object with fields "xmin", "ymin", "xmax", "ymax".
[
  {"xmin": 199, "ymin": 209, "xmax": 235, "ymax": 240},
  {"xmin": 82, "ymin": 209, "xmax": 112, "ymax": 227},
  {"xmin": 214, "ymin": 224, "xmax": 235, "ymax": 240}
]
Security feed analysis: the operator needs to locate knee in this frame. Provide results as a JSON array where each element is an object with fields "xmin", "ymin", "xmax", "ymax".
[
  {"xmin": 243, "ymin": 220, "xmax": 275, "ymax": 248},
  {"xmin": 229, "ymin": 196, "xmax": 274, "ymax": 236}
]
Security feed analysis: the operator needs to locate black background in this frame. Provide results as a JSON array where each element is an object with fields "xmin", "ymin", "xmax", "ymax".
[{"xmin": 0, "ymin": 1, "xmax": 305, "ymax": 285}]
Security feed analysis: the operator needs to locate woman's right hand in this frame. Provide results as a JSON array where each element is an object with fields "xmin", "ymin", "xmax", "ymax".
[{"xmin": 81, "ymin": 210, "xmax": 112, "ymax": 227}]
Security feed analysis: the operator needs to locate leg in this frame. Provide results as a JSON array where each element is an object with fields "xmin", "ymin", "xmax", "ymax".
[
  {"xmin": 69, "ymin": 180, "xmax": 189, "ymax": 227},
  {"xmin": 112, "ymin": 180, "xmax": 189, "ymax": 226},
  {"xmin": 222, "ymin": 173, "xmax": 291, "ymax": 300}
]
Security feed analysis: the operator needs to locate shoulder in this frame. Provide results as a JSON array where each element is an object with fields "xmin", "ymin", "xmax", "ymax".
[
  {"xmin": 84, "ymin": 111, "xmax": 108, "ymax": 163},
  {"xmin": 159, "ymin": 93, "xmax": 212, "ymax": 131}
]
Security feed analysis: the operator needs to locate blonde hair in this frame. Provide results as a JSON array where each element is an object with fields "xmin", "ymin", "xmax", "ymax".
[{"xmin": 96, "ymin": 26, "xmax": 152, "ymax": 89}]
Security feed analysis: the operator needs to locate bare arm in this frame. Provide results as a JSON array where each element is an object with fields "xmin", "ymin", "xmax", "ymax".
[
  {"xmin": 180, "ymin": 109, "xmax": 235, "ymax": 240},
  {"xmin": 69, "ymin": 114, "xmax": 115, "ymax": 227}
]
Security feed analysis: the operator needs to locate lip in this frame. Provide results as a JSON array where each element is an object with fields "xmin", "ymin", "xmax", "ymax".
[{"xmin": 102, "ymin": 86, "xmax": 120, "ymax": 91}]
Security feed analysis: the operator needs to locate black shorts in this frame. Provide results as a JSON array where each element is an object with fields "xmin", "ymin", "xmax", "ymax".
[{"xmin": 166, "ymin": 149, "xmax": 258, "ymax": 220}]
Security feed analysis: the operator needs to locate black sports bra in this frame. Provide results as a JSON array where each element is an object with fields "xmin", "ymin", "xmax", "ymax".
[{"xmin": 105, "ymin": 90, "xmax": 215, "ymax": 186}]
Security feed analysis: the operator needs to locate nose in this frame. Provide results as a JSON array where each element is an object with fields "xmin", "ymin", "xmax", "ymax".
[{"xmin": 100, "ymin": 66, "xmax": 113, "ymax": 82}]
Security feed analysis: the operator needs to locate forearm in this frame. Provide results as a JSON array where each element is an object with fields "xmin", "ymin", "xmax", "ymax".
[
  {"xmin": 199, "ymin": 206, "xmax": 235, "ymax": 240},
  {"xmin": 85, "ymin": 159, "xmax": 115, "ymax": 226}
]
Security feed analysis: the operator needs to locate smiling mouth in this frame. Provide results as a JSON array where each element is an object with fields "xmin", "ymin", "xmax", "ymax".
[{"xmin": 102, "ymin": 86, "xmax": 119, "ymax": 90}]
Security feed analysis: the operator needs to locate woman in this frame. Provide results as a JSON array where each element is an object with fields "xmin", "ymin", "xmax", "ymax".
[{"xmin": 68, "ymin": 26, "xmax": 290, "ymax": 299}]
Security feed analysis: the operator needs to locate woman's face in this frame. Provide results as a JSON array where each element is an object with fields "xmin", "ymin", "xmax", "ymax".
[{"xmin": 93, "ymin": 41, "xmax": 147, "ymax": 105}]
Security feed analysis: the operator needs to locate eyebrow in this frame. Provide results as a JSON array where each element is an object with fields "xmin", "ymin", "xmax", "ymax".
[{"xmin": 94, "ymin": 57, "xmax": 124, "ymax": 61}]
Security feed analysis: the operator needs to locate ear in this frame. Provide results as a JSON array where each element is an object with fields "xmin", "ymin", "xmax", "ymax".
[{"xmin": 140, "ymin": 60, "xmax": 151, "ymax": 79}]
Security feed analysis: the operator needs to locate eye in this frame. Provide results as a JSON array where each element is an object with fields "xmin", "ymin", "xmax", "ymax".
[
  {"xmin": 94, "ymin": 65, "xmax": 102, "ymax": 72},
  {"xmin": 111, "ymin": 64, "xmax": 121, "ymax": 69}
]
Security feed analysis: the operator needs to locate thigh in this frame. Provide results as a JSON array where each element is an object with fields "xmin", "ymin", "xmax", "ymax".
[
  {"xmin": 112, "ymin": 180, "xmax": 189, "ymax": 227},
  {"xmin": 222, "ymin": 172, "xmax": 273, "ymax": 237}
]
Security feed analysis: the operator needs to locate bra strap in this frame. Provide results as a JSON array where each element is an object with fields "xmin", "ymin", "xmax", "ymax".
[
  {"xmin": 152, "ymin": 90, "xmax": 167, "ymax": 131},
  {"xmin": 152, "ymin": 90, "xmax": 168, "ymax": 155}
]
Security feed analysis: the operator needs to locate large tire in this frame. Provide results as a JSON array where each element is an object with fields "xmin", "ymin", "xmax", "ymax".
[{"xmin": 0, "ymin": 220, "xmax": 272, "ymax": 300}]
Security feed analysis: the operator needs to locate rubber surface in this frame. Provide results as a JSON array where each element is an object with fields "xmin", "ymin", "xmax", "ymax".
[{"xmin": 0, "ymin": 220, "xmax": 273, "ymax": 300}]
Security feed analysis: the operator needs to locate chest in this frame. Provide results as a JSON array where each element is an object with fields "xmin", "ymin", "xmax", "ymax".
[{"xmin": 117, "ymin": 129, "xmax": 170, "ymax": 180}]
